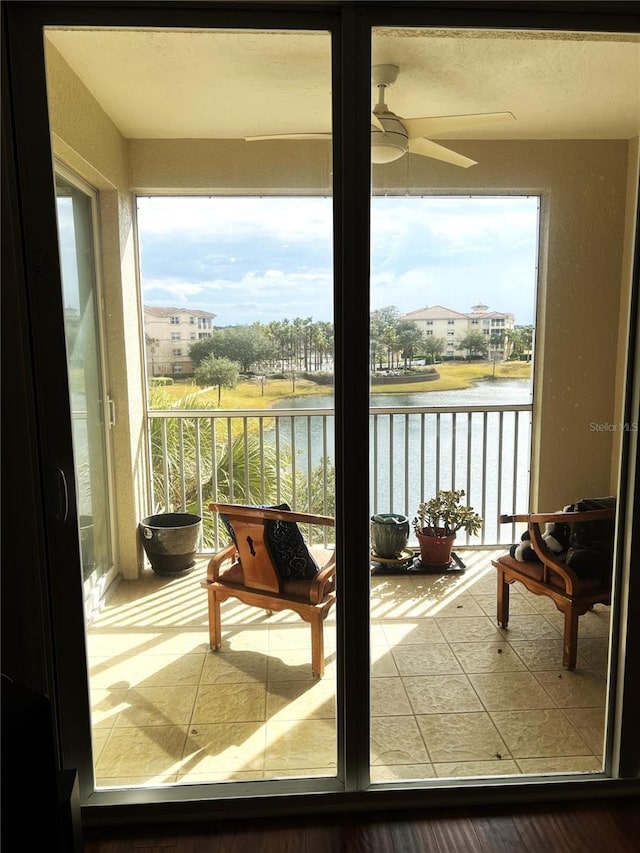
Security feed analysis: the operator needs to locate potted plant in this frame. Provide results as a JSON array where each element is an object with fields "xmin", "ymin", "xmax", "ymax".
[
  {"xmin": 139, "ymin": 511, "xmax": 202, "ymax": 576},
  {"xmin": 412, "ymin": 489, "xmax": 482, "ymax": 567}
]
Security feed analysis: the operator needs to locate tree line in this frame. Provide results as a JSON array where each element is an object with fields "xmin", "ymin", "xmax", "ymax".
[
  {"xmin": 186, "ymin": 309, "xmax": 534, "ymax": 400},
  {"xmin": 189, "ymin": 318, "xmax": 333, "ymax": 375}
]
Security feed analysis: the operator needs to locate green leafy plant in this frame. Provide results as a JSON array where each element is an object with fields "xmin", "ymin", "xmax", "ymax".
[{"xmin": 412, "ymin": 489, "xmax": 483, "ymax": 538}]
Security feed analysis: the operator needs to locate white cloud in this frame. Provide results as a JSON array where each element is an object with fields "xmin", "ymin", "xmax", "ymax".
[
  {"xmin": 371, "ymin": 196, "xmax": 538, "ymax": 254},
  {"xmin": 143, "ymin": 267, "xmax": 333, "ymax": 325},
  {"xmin": 139, "ymin": 195, "xmax": 539, "ymax": 325},
  {"xmin": 142, "ymin": 278, "xmax": 206, "ymax": 301},
  {"xmin": 137, "ymin": 196, "xmax": 333, "ymax": 244}
]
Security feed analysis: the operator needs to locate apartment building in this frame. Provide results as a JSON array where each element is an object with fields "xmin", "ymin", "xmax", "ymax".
[
  {"xmin": 143, "ymin": 306, "xmax": 216, "ymax": 376},
  {"xmin": 401, "ymin": 302, "xmax": 515, "ymax": 359}
]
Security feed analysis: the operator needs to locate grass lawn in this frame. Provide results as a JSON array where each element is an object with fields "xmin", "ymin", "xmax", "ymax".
[
  {"xmin": 371, "ymin": 360, "xmax": 531, "ymax": 395},
  {"xmin": 151, "ymin": 377, "xmax": 330, "ymax": 409},
  {"xmin": 150, "ymin": 361, "xmax": 531, "ymax": 409}
]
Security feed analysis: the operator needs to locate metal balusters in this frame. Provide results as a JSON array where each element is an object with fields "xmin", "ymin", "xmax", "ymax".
[{"xmin": 147, "ymin": 403, "xmax": 531, "ymax": 549}]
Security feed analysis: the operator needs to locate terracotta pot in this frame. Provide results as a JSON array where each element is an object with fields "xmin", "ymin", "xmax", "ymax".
[{"xmin": 415, "ymin": 528, "xmax": 456, "ymax": 566}]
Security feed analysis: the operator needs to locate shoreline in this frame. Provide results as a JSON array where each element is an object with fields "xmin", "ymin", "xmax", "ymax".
[{"xmin": 152, "ymin": 362, "xmax": 532, "ymax": 410}]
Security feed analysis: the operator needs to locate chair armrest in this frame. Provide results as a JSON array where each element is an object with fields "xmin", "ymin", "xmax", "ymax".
[
  {"xmin": 520, "ymin": 520, "xmax": 584, "ymax": 593},
  {"xmin": 205, "ymin": 542, "xmax": 237, "ymax": 582},
  {"xmin": 499, "ymin": 508, "xmax": 615, "ymax": 595},
  {"xmin": 309, "ymin": 551, "xmax": 337, "ymax": 604},
  {"xmin": 500, "ymin": 509, "xmax": 615, "ymax": 525}
]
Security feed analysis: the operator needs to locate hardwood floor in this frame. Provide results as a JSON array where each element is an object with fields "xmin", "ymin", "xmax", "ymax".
[{"xmin": 83, "ymin": 796, "xmax": 640, "ymax": 852}]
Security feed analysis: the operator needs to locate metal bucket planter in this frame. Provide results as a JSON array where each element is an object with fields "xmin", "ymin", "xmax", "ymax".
[
  {"xmin": 139, "ymin": 512, "xmax": 202, "ymax": 576},
  {"xmin": 370, "ymin": 513, "xmax": 410, "ymax": 559}
]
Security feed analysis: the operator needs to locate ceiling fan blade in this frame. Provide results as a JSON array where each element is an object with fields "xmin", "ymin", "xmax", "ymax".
[
  {"xmin": 408, "ymin": 137, "xmax": 477, "ymax": 168},
  {"xmin": 247, "ymin": 116, "xmax": 383, "ymax": 141},
  {"xmin": 245, "ymin": 133, "xmax": 331, "ymax": 142},
  {"xmin": 403, "ymin": 111, "xmax": 515, "ymax": 139}
]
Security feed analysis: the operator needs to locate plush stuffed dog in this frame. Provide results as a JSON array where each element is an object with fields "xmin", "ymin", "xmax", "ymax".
[{"xmin": 510, "ymin": 505, "xmax": 575, "ymax": 563}]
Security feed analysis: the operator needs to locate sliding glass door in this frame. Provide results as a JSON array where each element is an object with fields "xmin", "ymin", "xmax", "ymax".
[
  {"xmin": 4, "ymin": 0, "xmax": 639, "ymax": 816},
  {"xmin": 55, "ymin": 172, "xmax": 114, "ymax": 617},
  {"xmin": 46, "ymin": 24, "xmax": 337, "ymax": 791},
  {"xmin": 367, "ymin": 23, "xmax": 638, "ymax": 785}
]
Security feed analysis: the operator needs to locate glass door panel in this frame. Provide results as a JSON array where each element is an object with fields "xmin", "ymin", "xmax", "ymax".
[
  {"xmin": 46, "ymin": 25, "xmax": 335, "ymax": 791},
  {"xmin": 37, "ymin": 7, "xmax": 637, "ymax": 806},
  {"xmin": 55, "ymin": 173, "xmax": 113, "ymax": 617},
  {"xmin": 368, "ymin": 26, "xmax": 638, "ymax": 784}
]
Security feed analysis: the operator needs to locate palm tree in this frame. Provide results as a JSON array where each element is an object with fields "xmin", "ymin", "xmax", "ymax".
[
  {"xmin": 396, "ymin": 320, "xmax": 423, "ymax": 368},
  {"xmin": 148, "ymin": 388, "xmax": 273, "ymax": 503},
  {"xmin": 145, "ymin": 333, "xmax": 160, "ymax": 376},
  {"xmin": 456, "ymin": 331, "xmax": 488, "ymax": 361},
  {"xmin": 147, "ymin": 388, "xmax": 313, "ymax": 549},
  {"xmin": 370, "ymin": 306, "xmax": 400, "ymax": 370},
  {"xmin": 422, "ymin": 335, "xmax": 445, "ymax": 364},
  {"xmin": 312, "ymin": 321, "xmax": 333, "ymax": 370}
]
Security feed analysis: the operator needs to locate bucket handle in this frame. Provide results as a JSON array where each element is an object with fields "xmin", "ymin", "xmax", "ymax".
[{"xmin": 142, "ymin": 526, "xmax": 154, "ymax": 540}]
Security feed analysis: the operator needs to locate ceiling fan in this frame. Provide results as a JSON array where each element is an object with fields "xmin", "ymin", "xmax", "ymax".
[{"xmin": 245, "ymin": 64, "xmax": 515, "ymax": 168}]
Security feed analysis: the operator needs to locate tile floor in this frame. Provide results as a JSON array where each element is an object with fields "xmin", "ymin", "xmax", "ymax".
[{"xmin": 87, "ymin": 549, "xmax": 610, "ymax": 788}]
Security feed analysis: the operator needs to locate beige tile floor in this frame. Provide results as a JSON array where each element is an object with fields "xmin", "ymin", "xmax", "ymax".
[{"xmin": 87, "ymin": 549, "xmax": 609, "ymax": 788}]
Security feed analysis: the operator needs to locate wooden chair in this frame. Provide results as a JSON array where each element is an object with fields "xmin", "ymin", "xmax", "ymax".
[
  {"xmin": 493, "ymin": 506, "xmax": 615, "ymax": 670},
  {"xmin": 201, "ymin": 502, "xmax": 337, "ymax": 677}
]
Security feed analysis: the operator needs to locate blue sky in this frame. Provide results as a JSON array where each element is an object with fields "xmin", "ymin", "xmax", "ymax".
[{"xmin": 137, "ymin": 195, "xmax": 539, "ymax": 327}]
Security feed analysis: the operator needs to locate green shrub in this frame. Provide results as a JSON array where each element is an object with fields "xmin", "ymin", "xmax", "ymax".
[
  {"xmin": 301, "ymin": 371, "xmax": 334, "ymax": 385},
  {"xmin": 411, "ymin": 366, "xmax": 438, "ymax": 376}
]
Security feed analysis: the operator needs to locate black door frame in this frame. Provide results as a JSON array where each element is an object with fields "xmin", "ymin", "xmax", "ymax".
[{"xmin": 3, "ymin": 0, "xmax": 639, "ymax": 827}]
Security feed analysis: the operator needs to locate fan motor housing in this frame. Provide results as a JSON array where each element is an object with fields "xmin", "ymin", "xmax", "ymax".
[{"xmin": 371, "ymin": 113, "xmax": 408, "ymax": 163}]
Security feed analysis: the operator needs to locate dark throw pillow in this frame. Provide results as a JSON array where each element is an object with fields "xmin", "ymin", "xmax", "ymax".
[
  {"xmin": 565, "ymin": 496, "xmax": 616, "ymax": 579},
  {"xmin": 264, "ymin": 503, "xmax": 320, "ymax": 582},
  {"xmin": 219, "ymin": 512, "xmax": 237, "ymax": 546}
]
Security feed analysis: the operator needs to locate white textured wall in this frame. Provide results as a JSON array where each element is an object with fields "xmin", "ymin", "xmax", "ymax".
[
  {"xmin": 129, "ymin": 138, "xmax": 333, "ymax": 194},
  {"xmin": 45, "ymin": 43, "xmax": 127, "ymax": 190}
]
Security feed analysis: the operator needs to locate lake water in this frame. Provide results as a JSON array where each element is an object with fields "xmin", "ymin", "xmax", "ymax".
[
  {"xmin": 273, "ymin": 377, "xmax": 532, "ymax": 410},
  {"xmin": 271, "ymin": 379, "xmax": 532, "ymax": 544}
]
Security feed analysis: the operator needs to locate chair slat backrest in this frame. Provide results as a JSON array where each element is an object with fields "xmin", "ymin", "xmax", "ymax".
[
  {"xmin": 227, "ymin": 514, "xmax": 281, "ymax": 593},
  {"xmin": 211, "ymin": 504, "xmax": 280, "ymax": 593}
]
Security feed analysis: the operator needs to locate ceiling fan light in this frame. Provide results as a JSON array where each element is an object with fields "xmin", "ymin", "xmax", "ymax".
[{"xmin": 371, "ymin": 135, "xmax": 406, "ymax": 164}]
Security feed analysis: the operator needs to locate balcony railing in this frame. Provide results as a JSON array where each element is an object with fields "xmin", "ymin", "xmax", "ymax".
[{"xmin": 147, "ymin": 403, "xmax": 531, "ymax": 551}]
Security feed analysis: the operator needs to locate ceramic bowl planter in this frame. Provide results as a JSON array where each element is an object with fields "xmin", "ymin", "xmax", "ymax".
[
  {"xmin": 139, "ymin": 512, "xmax": 202, "ymax": 576},
  {"xmin": 370, "ymin": 513, "xmax": 410, "ymax": 559}
]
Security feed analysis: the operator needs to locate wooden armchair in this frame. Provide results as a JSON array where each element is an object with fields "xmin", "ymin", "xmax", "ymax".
[
  {"xmin": 201, "ymin": 502, "xmax": 337, "ymax": 677},
  {"xmin": 492, "ymin": 504, "xmax": 615, "ymax": 670}
]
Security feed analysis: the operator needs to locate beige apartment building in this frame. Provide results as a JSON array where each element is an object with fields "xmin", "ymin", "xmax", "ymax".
[
  {"xmin": 143, "ymin": 306, "xmax": 216, "ymax": 376},
  {"xmin": 401, "ymin": 302, "xmax": 515, "ymax": 359}
]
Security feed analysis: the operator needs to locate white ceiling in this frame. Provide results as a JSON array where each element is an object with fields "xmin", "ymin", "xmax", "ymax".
[{"xmin": 46, "ymin": 27, "xmax": 640, "ymax": 141}]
